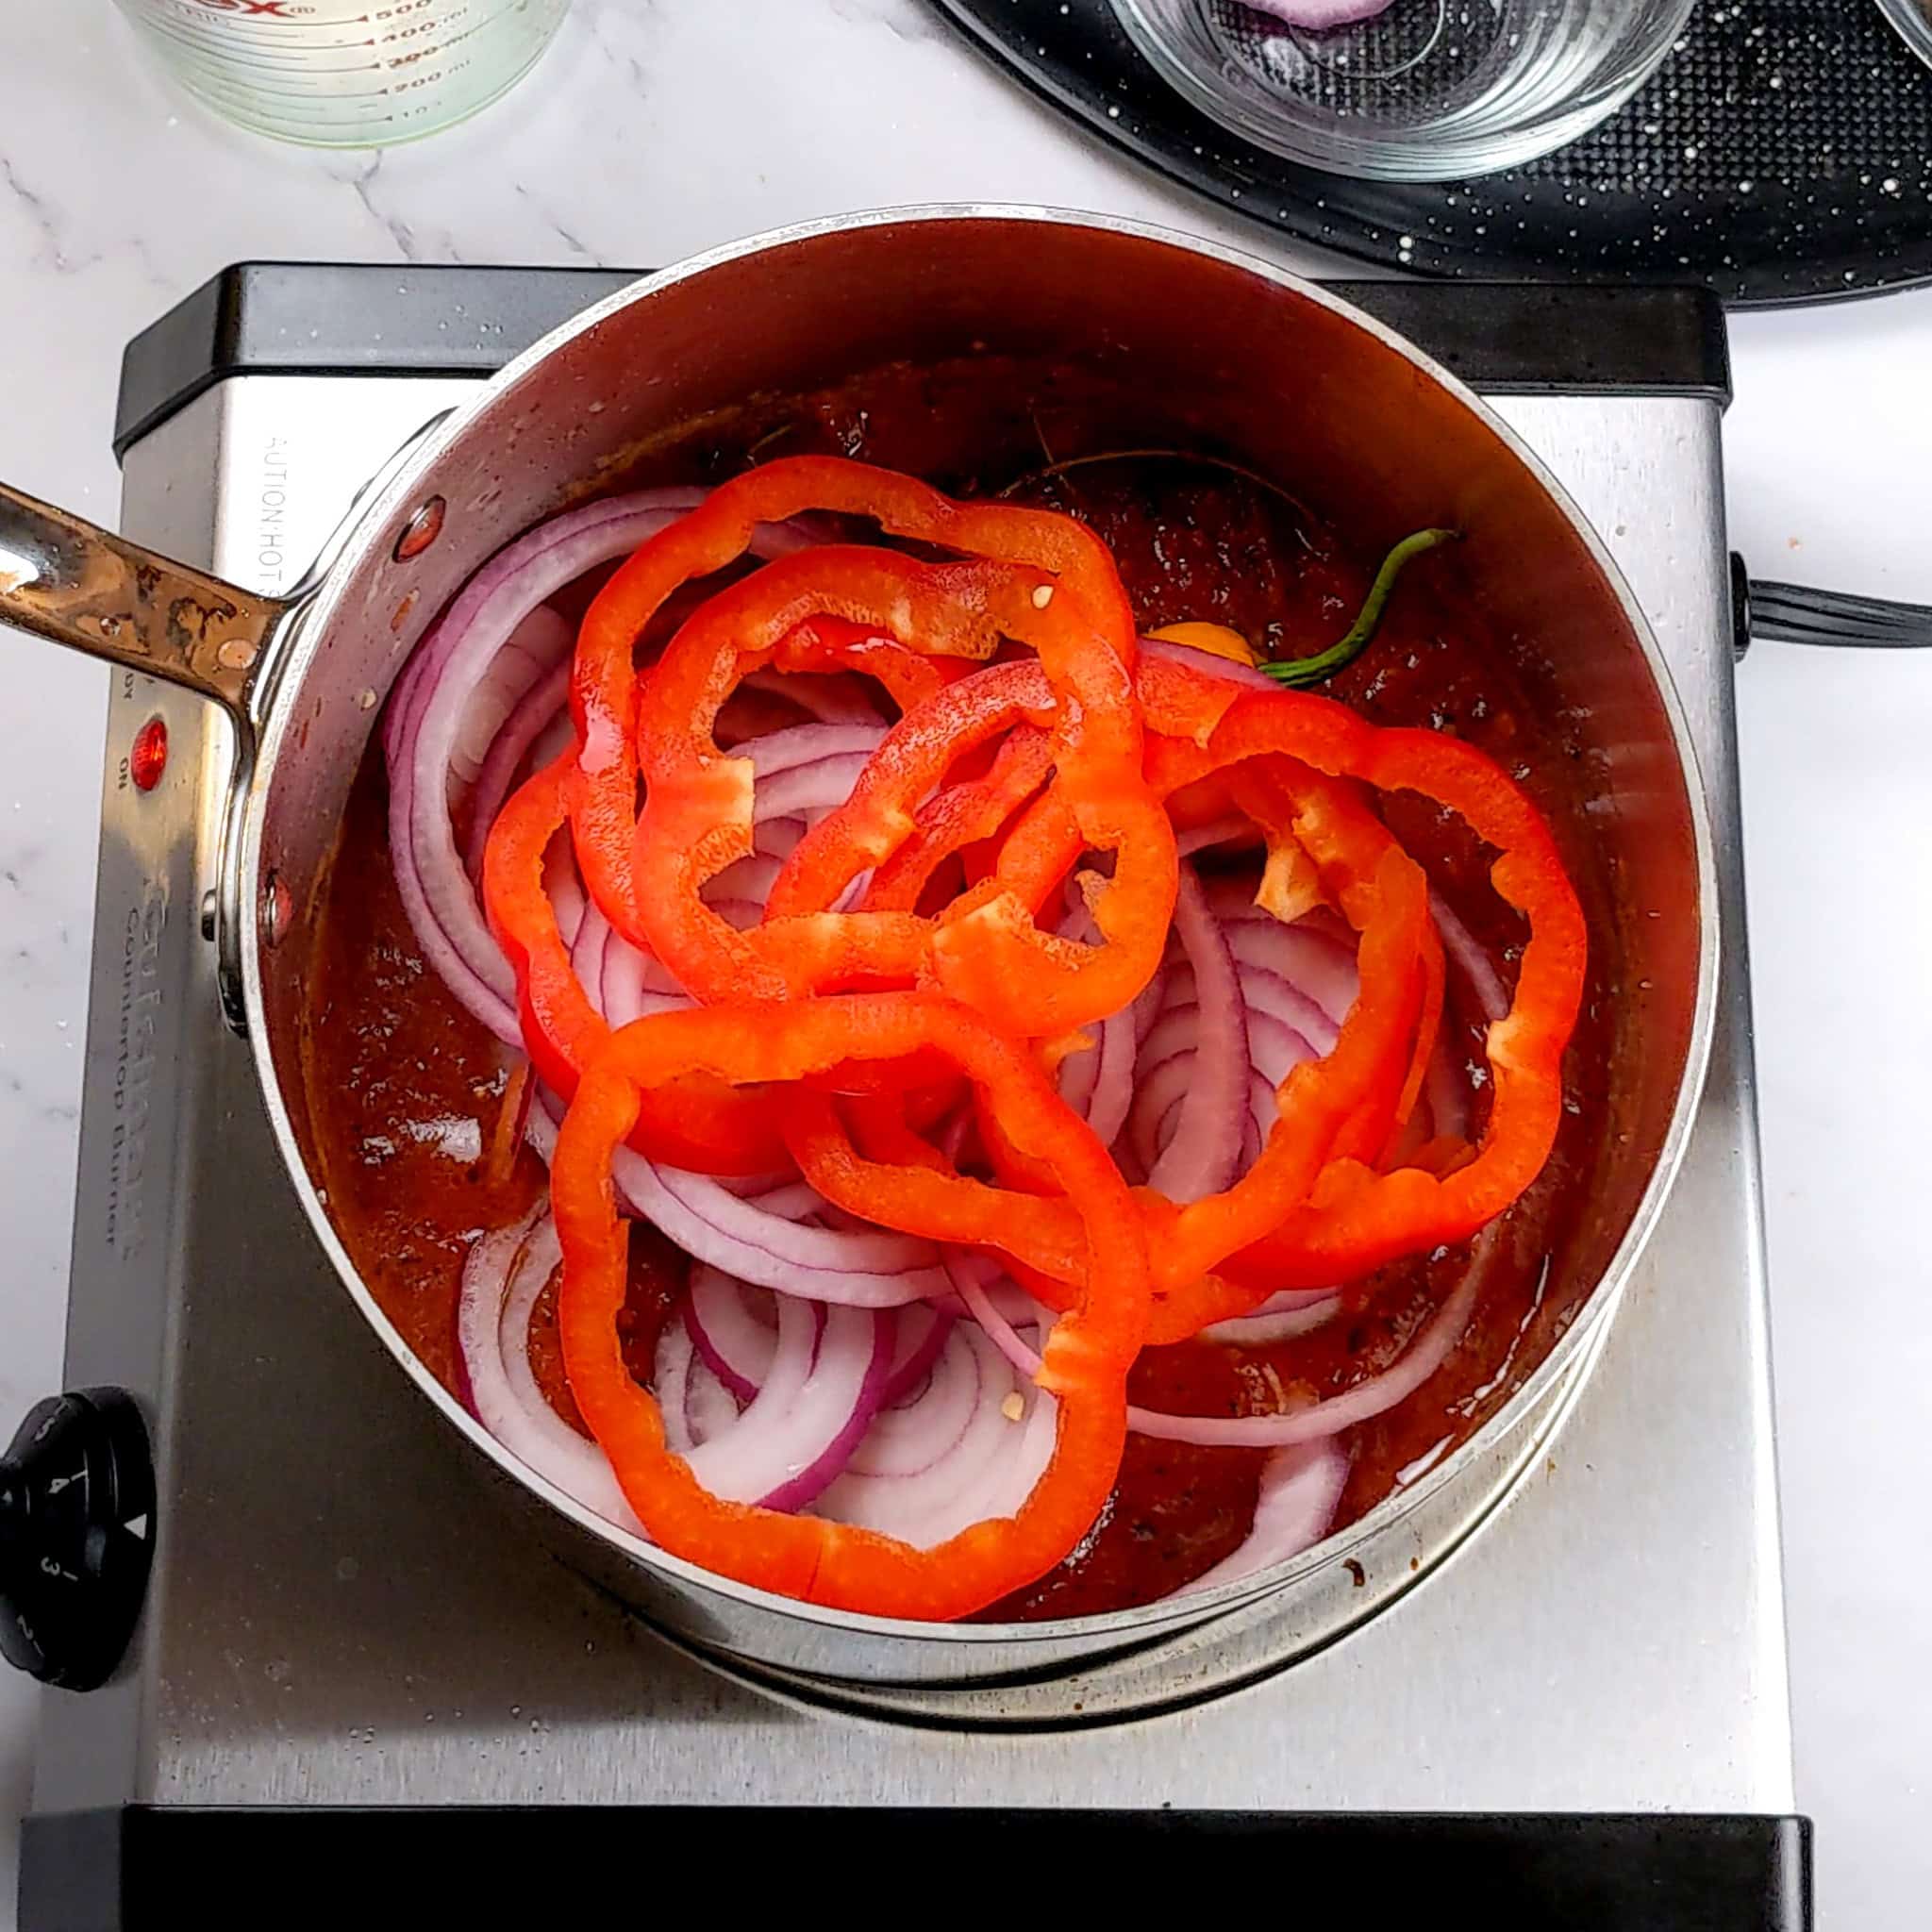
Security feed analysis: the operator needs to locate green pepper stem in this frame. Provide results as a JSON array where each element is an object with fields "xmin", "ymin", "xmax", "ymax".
[{"xmin": 1261, "ymin": 527, "xmax": 1458, "ymax": 689}]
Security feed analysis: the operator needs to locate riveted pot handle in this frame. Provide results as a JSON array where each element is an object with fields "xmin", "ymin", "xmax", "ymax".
[{"xmin": 0, "ymin": 481, "xmax": 284, "ymax": 722}]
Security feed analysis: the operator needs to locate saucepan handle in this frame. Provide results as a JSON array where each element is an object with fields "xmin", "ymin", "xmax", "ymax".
[
  {"xmin": 0, "ymin": 480, "xmax": 286, "ymax": 724},
  {"xmin": 1736, "ymin": 558, "xmax": 1932, "ymax": 654}
]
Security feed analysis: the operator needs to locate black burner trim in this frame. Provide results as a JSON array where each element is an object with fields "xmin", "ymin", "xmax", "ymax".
[
  {"xmin": 22, "ymin": 1807, "xmax": 1810, "ymax": 1928},
  {"xmin": 112, "ymin": 263, "xmax": 632, "ymax": 460},
  {"xmin": 113, "ymin": 262, "xmax": 1730, "ymax": 461}
]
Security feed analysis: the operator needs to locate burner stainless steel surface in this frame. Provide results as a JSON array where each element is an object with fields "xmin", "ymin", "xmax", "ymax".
[{"xmin": 34, "ymin": 279, "xmax": 1791, "ymax": 1815}]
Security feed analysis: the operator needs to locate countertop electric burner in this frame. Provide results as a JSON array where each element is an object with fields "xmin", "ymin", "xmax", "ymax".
[{"xmin": 7, "ymin": 266, "xmax": 1807, "ymax": 1927}]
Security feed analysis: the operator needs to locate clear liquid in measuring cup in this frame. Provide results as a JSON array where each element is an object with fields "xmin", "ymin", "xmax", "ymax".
[{"xmin": 115, "ymin": 0, "xmax": 573, "ymax": 147}]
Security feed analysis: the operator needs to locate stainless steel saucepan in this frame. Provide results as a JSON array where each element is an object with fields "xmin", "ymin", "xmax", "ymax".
[{"xmin": 0, "ymin": 208, "xmax": 1726, "ymax": 1697}]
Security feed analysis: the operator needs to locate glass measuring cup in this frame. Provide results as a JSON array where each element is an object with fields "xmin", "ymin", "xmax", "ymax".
[
  {"xmin": 114, "ymin": 0, "xmax": 573, "ymax": 147},
  {"xmin": 1110, "ymin": 0, "xmax": 1696, "ymax": 181}
]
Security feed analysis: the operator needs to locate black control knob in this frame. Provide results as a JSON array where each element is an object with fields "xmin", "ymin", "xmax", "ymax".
[{"xmin": 0, "ymin": 1390, "xmax": 154, "ymax": 1690}]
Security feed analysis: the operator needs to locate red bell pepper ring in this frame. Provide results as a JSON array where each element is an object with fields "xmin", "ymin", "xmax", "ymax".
[
  {"xmin": 570, "ymin": 456, "xmax": 1136, "ymax": 944},
  {"xmin": 768, "ymin": 613, "xmax": 968, "ymax": 714},
  {"xmin": 858, "ymin": 721, "xmax": 1054, "ymax": 915},
  {"xmin": 481, "ymin": 752, "xmax": 789, "ymax": 1174},
  {"xmin": 550, "ymin": 992, "xmax": 1150, "ymax": 1621},
  {"xmin": 1231, "ymin": 760, "xmax": 1443, "ymax": 1171},
  {"xmin": 772, "ymin": 660, "xmax": 1058, "ymax": 919},
  {"xmin": 781, "ymin": 1084, "xmax": 1110, "ymax": 1309},
  {"xmin": 1208, "ymin": 708, "xmax": 1586, "ymax": 1287},
  {"xmin": 1115, "ymin": 662, "xmax": 1584, "ymax": 1289},
  {"xmin": 627, "ymin": 566, "xmax": 1177, "ymax": 1037}
]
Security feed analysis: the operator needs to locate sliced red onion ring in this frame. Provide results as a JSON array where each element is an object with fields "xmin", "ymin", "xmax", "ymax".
[
  {"xmin": 1243, "ymin": 1008, "xmax": 1321, "ymax": 1090},
  {"xmin": 611, "ymin": 1148, "xmax": 952, "ymax": 1307},
  {"xmin": 754, "ymin": 816, "xmax": 807, "ymax": 863},
  {"xmin": 1423, "ymin": 1039, "xmax": 1473, "ymax": 1142},
  {"xmin": 525, "ymin": 1087, "xmax": 925, "ymax": 1313},
  {"xmin": 461, "ymin": 660, "xmax": 569, "ymax": 881},
  {"xmin": 1239, "ymin": 1085, "xmax": 1267, "ymax": 1172},
  {"xmin": 1126, "ymin": 1056, "xmax": 1200, "ymax": 1178},
  {"xmin": 1057, "ymin": 1024, "xmax": 1102, "ymax": 1118},
  {"xmin": 1145, "ymin": 865, "xmax": 1248, "ymax": 1203},
  {"xmin": 682, "ymin": 1281, "xmax": 957, "ymax": 1487},
  {"xmin": 1242, "ymin": 0, "xmax": 1394, "ymax": 27},
  {"xmin": 383, "ymin": 643, "xmax": 430, "ymax": 767},
  {"xmin": 568, "ymin": 895, "xmax": 612, "ymax": 1005},
  {"xmin": 1175, "ymin": 815, "xmax": 1257, "ymax": 858},
  {"xmin": 389, "ymin": 491, "xmax": 818, "ymax": 1042},
  {"xmin": 1232, "ymin": 963, "xmax": 1337, "ymax": 1060},
  {"xmin": 736, "ymin": 1180, "xmax": 824, "ymax": 1221},
  {"xmin": 815, "ymin": 1319, "xmax": 1050, "ymax": 1546},
  {"xmin": 389, "ymin": 741, "xmax": 521, "ymax": 1044},
  {"xmin": 450, "ymin": 604, "xmax": 574, "ymax": 803},
  {"xmin": 600, "ymin": 932, "xmax": 690, "ymax": 1025},
  {"xmin": 1052, "ymin": 898, "xmax": 1139, "ymax": 1145},
  {"xmin": 1125, "ymin": 871, "xmax": 1348, "ymax": 1190},
  {"xmin": 1080, "ymin": 1003, "xmax": 1139, "ymax": 1150},
  {"xmin": 1431, "ymin": 889, "xmax": 1510, "ymax": 1024},
  {"xmin": 526, "ymin": 703, "xmax": 576, "ymax": 776},
  {"xmin": 740, "ymin": 667, "xmax": 891, "ymax": 726},
  {"xmin": 753, "ymin": 756, "xmax": 879, "ymax": 824},
  {"xmin": 879, "ymin": 1303, "xmax": 953, "ymax": 1407},
  {"xmin": 1199, "ymin": 1290, "xmax": 1343, "ymax": 1347},
  {"xmin": 975, "ymin": 1380, "xmax": 1058, "ymax": 1524},
  {"xmin": 455, "ymin": 1208, "xmax": 642, "ymax": 1534},
  {"xmin": 686, "ymin": 1351, "xmax": 743, "ymax": 1447},
  {"xmin": 733, "ymin": 726, "xmax": 882, "ymax": 842},
  {"xmin": 744, "ymin": 722, "xmax": 889, "ymax": 777},
  {"xmin": 653, "ymin": 1315, "xmax": 741, "ymax": 1457},
  {"xmin": 960, "ymin": 1224, "xmax": 1503, "ymax": 1448},
  {"xmin": 841, "ymin": 1321, "xmax": 986, "ymax": 1482},
  {"xmin": 684, "ymin": 1264, "xmax": 780, "ymax": 1401},
  {"xmin": 390, "ymin": 491, "xmax": 714, "ymax": 1036},
  {"xmin": 1217, "ymin": 908, "xmax": 1358, "ymax": 1031},
  {"xmin": 1179, "ymin": 1439, "xmax": 1351, "ymax": 1595},
  {"xmin": 678, "ymin": 1290, "xmax": 893, "ymax": 1511},
  {"xmin": 543, "ymin": 840, "xmax": 588, "ymax": 954},
  {"xmin": 1140, "ymin": 632, "xmax": 1281, "ymax": 691}
]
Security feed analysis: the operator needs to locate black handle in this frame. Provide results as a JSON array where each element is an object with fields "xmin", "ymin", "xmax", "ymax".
[
  {"xmin": 0, "ymin": 1390, "xmax": 155, "ymax": 1691},
  {"xmin": 1740, "ymin": 561, "xmax": 1932, "ymax": 651}
]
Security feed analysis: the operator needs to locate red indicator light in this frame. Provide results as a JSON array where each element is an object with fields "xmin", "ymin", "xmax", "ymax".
[{"xmin": 130, "ymin": 716, "xmax": 169, "ymax": 793}]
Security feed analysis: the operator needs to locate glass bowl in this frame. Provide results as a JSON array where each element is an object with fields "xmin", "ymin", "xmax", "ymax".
[
  {"xmin": 1875, "ymin": 0, "xmax": 1932, "ymax": 73},
  {"xmin": 1108, "ymin": 0, "xmax": 1697, "ymax": 182}
]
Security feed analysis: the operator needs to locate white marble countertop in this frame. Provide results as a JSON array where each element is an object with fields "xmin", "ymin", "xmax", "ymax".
[{"xmin": 2, "ymin": 2, "xmax": 1928, "ymax": 1924}]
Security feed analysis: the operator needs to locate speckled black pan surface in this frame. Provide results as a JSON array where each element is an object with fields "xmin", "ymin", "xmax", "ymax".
[{"xmin": 930, "ymin": 0, "xmax": 1932, "ymax": 308}]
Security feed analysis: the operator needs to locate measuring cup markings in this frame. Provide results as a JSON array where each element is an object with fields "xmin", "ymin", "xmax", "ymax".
[{"xmin": 116, "ymin": 0, "xmax": 569, "ymax": 142}]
